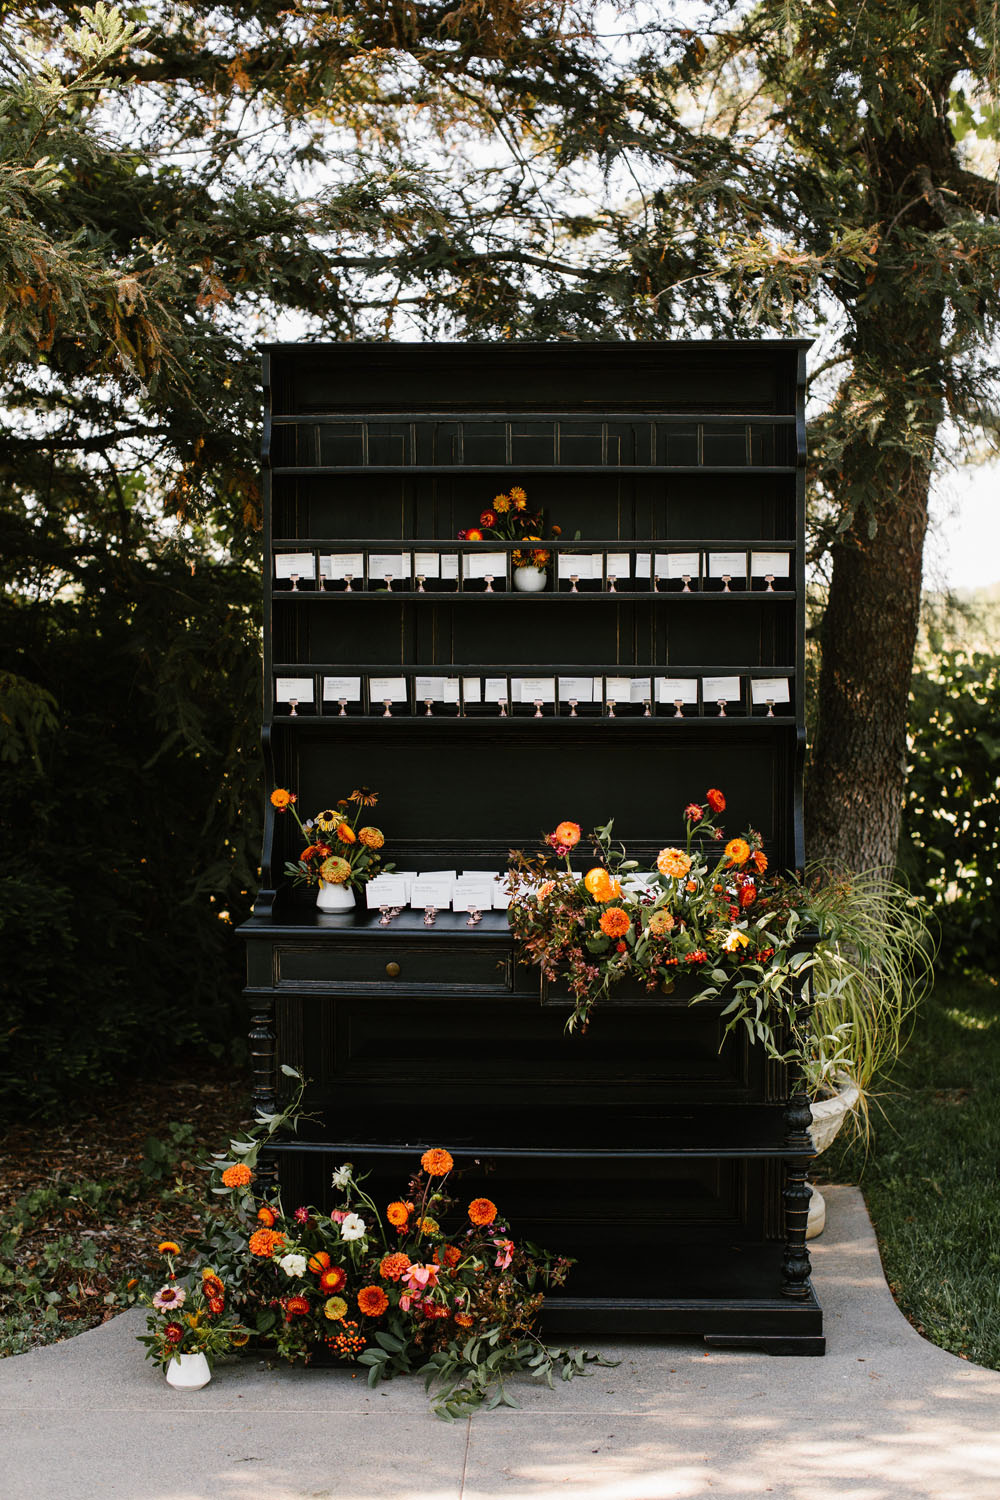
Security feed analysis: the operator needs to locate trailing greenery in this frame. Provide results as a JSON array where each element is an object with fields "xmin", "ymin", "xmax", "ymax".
[
  {"xmin": 898, "ymin": 652, "xmax": 1000, "ymax": 976},
  {"xmin": 825, "ymin": 974, "xmax": 1000, "ymax": 1370}
]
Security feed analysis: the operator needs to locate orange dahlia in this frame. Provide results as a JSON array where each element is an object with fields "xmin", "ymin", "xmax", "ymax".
[
  {"xmin": 386, "ymin": 1201, "xmax": 409, "ymax": 1227},
  {"xmin": 221, "ymin": 1163, "xmax": 252, "ymax": 1188},
  {"xmin": 553, "ymin": 821, "xmax": 581, "ymax": 848},
  {"xmin": 379, "ymin": 1252, "xmax": 411, "ymax": 1281},
  {"xmin": 584, "ymin": 867, "xmax": 613, "ymax": 901},
  {"xmin": 421, "ymin": 1148, "xmax": 454, "ymax": 1177},
  {"xmin": 725, "ymin": 838, "xmax": 751, "ymax": 867},
  {"xmin": 599, "ymin": 908, "xmax": 630, "ymax": 938},
  {"xmin": 319, "ymin": 1265, "xmax": 347, "ymax": 1293},
  {"xmin": 256, "ymin": 1204, "xmax": 277, "ymax": 1227},
  {"xmin": 706, "ymin": 788, "xmax": 726, "ymax": 813},
  {"xmin": 357, "ymin": 1285, "xmax": 389, "ymax": 1317},
  {"xmin": 468, "ymin": 1197, "xmax": 497, "ymax": 1227},
  {"xmin": 657, "ymin": 848, "xmax": 692, "ymax": 880},
  {"xmin": 249, "ymin": 1228, "xmax": 284, "ymax": 1257},
  {"xmin": 270, "ymin": 788, "xmax": 296, "ymax": 809},
  {"xmin": 358, "ymin": 826, "xmax": 384, "ymax": 849}
]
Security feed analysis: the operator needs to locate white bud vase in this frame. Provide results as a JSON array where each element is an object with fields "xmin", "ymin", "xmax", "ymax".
[
  {"xmin": 165, "ymin": 1352, "xmax": 211, "ymax": 1390},
  {"xmin": 513, "ymin": 566, "xmax": 547, "ymax": 592},
  {"xmin": 316, "ymin": 881, "xmax": 356, "ymax": 912}
]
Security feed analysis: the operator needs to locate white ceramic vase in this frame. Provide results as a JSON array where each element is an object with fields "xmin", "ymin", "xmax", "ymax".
[
  {"xmin": 165, "ymin": 1352, "xmax": 211, "ymax": 1390},
  {"xmin": 316, "ymin": 881, "xmax": 356, "ymax": 912},
  {"xmin": 513, "ymin": 566, "xmax": 547, "ymax": 592},
  {"xmin": 807, "ymin": 1073, "xmax": 860, "ymax": 1239}
]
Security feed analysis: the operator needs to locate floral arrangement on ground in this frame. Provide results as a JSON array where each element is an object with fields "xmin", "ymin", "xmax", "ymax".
[
  {"xmin": 133, "ymin": 1073, "xmax": 611, "ymax": 1418},
  {"xmin": 506, "ymin": 788, "xmax": 819, "ymax": 1046}
]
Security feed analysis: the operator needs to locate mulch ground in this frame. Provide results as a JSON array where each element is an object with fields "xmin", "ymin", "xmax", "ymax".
[{"xmin": 0, "ymin": 1061, "xmax": 252, "ymax": 1347}]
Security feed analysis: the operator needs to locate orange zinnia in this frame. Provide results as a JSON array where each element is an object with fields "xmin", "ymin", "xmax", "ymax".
[
  {"xmin": 270, "ymin": 788, "xmax": 296, "ymax": 809},
  {"xmin": 599, "ymin": 908, "xmax": 630, "ymax": 938},
  {"xmin": 421, "ymin": 1148, "xmax": 454, "ymax": 1177},
  {"xmin": 583, "ymin": 867, "xmax": 613, "ymax": 901},
  {"xmin": 553, "ymin": 821, "xmax": 581, "ymax": 848},
  {"xmin": 468, "ymin": 1198, "xmax": 497, "ymax": 1227},
  {"xmin": 357, "ymin": 1285, "xmax": 389, "ymax": 1317},
  {"xmin": 248, "ymin": 1228, "xmax": 284, "ymax": 1257},
  {"xmin": 657, "ymin": 848, "xmax": 691, "ymax": 880},
  {"xmin": 725, "ymin": 838, "xmax": 751, "ymax": 867},
  {"xmin": 386, "ymin": 1201, "xmax": 409, "ymax": 1227},
  {"xmin": 379, "ymin": 1252, "xmax": 411, "ymax": 1281},
  {"xmin": 358, "ymin": 826, "xmax": 384, "ymax": 849},
  {"xmin": 221, "ymin": 1163, "xmax": 252, "ymax": 1188}
]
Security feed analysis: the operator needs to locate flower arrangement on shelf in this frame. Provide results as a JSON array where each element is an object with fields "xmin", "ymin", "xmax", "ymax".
[
  {"xmin": 458, "ymin": 485, "xmax": 562, "ymax": 587},
  {"xmin": 271, "ymin": 785, "xmax": 391, "ymax": 900},
  {"xmin": 506, "ymin": 790, "xmax": 934, "ymax": 1114},
  {"xmin": 131, "ymin": 1072, "xmax": 609, "ymax": 1417}
]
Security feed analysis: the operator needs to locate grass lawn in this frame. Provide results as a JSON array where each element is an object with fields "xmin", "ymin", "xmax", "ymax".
[{"xmin": 822, "ymin": 970, "xmax": 1000, "ymax": 1368}]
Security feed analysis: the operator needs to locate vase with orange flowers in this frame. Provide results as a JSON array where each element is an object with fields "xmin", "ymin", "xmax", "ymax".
[
  {"xmin": 270, "ymin": 786, "xmax": 392, "ymax": 911},
  {"xmin": 457, "ymin": 484, "xmax": 562, "ymax": 591}
]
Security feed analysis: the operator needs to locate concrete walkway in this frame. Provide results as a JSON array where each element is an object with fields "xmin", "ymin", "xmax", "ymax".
[{"xmin": 1, "ymin": 1187, "xmax": 998, "ymax": 1500}]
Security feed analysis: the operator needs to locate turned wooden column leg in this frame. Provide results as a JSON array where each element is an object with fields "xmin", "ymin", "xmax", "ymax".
[
  {"xmin": 248, "ymin": 991, "xmax": 279, "ymax": 1197},
  {"xmin": 781, "ymin": 964, "xmax": 815, "ymax": 1298}
]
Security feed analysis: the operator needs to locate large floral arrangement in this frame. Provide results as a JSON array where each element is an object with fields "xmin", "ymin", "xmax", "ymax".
[
  {"xmin": 457, "ymin": 484, "xmax": 561, "ymax": 569},
  {"xmin": 271, "ymin": 785, "xmax": 391, "ymax": 893},
  {"xmin": 133, "ymin": 1074, "xmax": 607, "ymax": 1417},
  {"xmin": 507, "ymin": 789, "xmax": 819, "ymax": 1044}
]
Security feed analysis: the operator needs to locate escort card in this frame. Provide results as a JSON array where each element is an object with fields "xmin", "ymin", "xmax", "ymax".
[
  {"xmin": 558, "ymin": 676, "xmax": 595, "ymax": 703},
  {"xmin": 275, "ymin": 676, "xmax": 314, "ymax": 702},
  {"xmin": 485, "ymin": 677, "xmax": 508, "ymax": 701},
  {"xmin": 604, "ymin": 552, "xmax": 631, "ymax": 583},
  {"xmin": 463, "ymin": 552, "xmax": 506, "ymax": 580},
  {"xmin": 416, "ymin": 676, "xmax": 460, "ymax": 703},
  {"xmin": 413, "ymin": 551, "xmax": 459, "ymax": 580},
  {"xmin": 702, "ymin": 675, "xmax": 741, "ymax": 702},
  {"xmin": 322, "ymin": 676, "xmax": 362, "ymax": 701},
  {"xmin": 708, "ymin": 551, "xmax": 747, "ymax": 578},
  {"xmin": 629, "ymin": 678, "xmax": 652, "ymax": 702},
  {"xmin": 751, "ymin": 677, "xmax": 792, "ymax": 705},
  {"xmin": 452, "ymin": 875, "xmax": 497, "ymax": 911},
  {"xmin": 517, "ymin": 677, "xmax": 556, "ymax": 703},
  {"xmin": 369, "ymin": 675, "xmax": 408, "ymax": 703},
  {"xmin": 491, "ymin": 877, "xmax": 511, "ymax": 910},
  {"xmin": 462, "ymin": 677, "xmax": 483, "ymax": 704},
  {"xmin": 663, "ymin": 552, "xmax": 700, "ymax": 579},
  {"xmin": 319, "ymin": 552, "xmax": 363, "ymax": 580},
  {"xmin": 409, "ymin": 877, "xmax": 455, "ymax": 910},
  {"xmin": 368, "ymin": 553, "xmax": 411, "ymax": 581},
  {"xmin": 751, "ymin": 551, "xmax": 792, "ymax": 579},
  {"xmin": 557, "ymin": 554, "xmax": 603, "ymax": 580},
  {"xmin": 634, "ymin": 553, "xmax": 651, "ymax": 576},
  {"xmin": 274, "ymin": 552, "xmax": 316, "ymax": 580},
  {"xmin": 656, "ymin": 677, "xmax": 698, "ymax": 703},
  {"xmin": 365, "ymin": 874, "xmax": 408, "ymax": 907}
]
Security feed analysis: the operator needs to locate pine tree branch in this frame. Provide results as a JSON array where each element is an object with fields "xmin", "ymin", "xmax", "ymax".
[{"xmin": 943, "ymin": 165, "xmax": 1000, "ymax": 219}]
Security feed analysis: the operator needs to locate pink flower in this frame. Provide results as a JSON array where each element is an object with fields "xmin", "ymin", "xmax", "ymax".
[
  {"xmin": 684, "ymin": 803, "xmax": 703, "ymax": 822},
  {"xmin": 152, "ymin": 1285, "xmax": 186, "ymax": 1312},
  {"xmin": 402, "ymin": 1263, "xmax": 439, "ymax": 1292},
  {"xmin": 494, "ymin": 1238, "xmax": 514, "ymax": 1270},
  {"xmin": 294, "ymin": 1206, "xmax": 310, "ymax": 1225},
  {"xmin": 331, "ymin": 1210, "xmax": 346, "ymax": 1223}
]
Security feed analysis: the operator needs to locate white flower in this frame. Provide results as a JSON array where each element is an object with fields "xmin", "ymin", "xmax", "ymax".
[
  {"xmin": 279, "ymin": 1253, "xmax": 308, "ymax": 1278},
  {"xmin": 723, "ymin": 928, "xmax": 750, "ymax": 953},
  {"xmin": 331, "ymin": 1163, "xmax": 353, "ymax": 1189},
  {"xmin": 340, "ymin": 1212, "xmax": 366, "ymax": 1241}
]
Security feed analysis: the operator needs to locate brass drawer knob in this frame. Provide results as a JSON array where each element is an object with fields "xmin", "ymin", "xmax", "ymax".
[{"xmin": 385, "ymin": 961, "xmax": 401, "ymax": 978}]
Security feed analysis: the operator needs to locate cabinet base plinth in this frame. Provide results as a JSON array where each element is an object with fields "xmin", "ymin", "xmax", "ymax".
[{"xmin": 539, "ymin": 1290, "xmax": 823, "ymax": 1350}]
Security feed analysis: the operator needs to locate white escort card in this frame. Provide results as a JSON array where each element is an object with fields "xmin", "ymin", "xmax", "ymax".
[
  {"xmin": 751, "ymin": 677, "xmax": 792, "ymax": 714},
  {"xmin": 557, "ymin": 553, "xmax": 603, "ymax": 581},
  {"xmin": 751, "ymin": 551, "xmax": 792, "ymax": 589},
  {"xmin": 409, "ymin": 876, "xmax": 455, "ymax": 910},
  {"xmin": 319, "ymin": 552, "xmax": 363, "ymax": 581},
  {"xmin": 491, "ymin": 876, "xmax": 511, "ymax": 910},
  {"xmin": 656, "ymin": 677, "xmax": 699, "ymax": 703},
  {"xmin": 558, "ymin": 676, "xmax": 597, "ymax": 704},
  {"xmin": 484, "ymin": 677, "xmax": 508, "ymax": 703},
  {"xmin": 275, "ymin": 676, "xmax": 314, "ymax": 702},
  {"xmin": 274, "ymin": 552, "xmax": 316, "ymax": 581},
  {"xmin": 708, "ymin": 551, "xmax": 747, "ymax": 581},
  {"xmin": 414, "ymin": 552, "xmax": 459, "ymax": 581},
  {"xmin": 365, "ymin": 874, "xmax": 409, "ymax": 907},
  {"xmin": 369, "ymin": 675, "xmax": 408, "ymax": 708},
  {"xmin": 634, "ymin": 553, "xmax": 651, "ymax": 576},
  {"xmin": 323, "ymin": 675, "xmax": 362, "ymax": 702},
  {"xmin": 604, "ymin": 676, "xmax": 633, "ymax": 703},
  {"xmin": 702, "ymin": 675, "xmax": 741, "ymax": 715},
  {"xmin": 463, "ymin": 551, "xmax": 507, "ymax": 580},
  {"xmin": 662, "ymin": 553, "xmax": 700, "ymax": 589},
  {"xmin": 604, "ymin": 552, "xmax": 630, "ymax": 590},
  {"xmin": 452, "ymin": 874, "xmax": 497, "ymax": 912},
  {"xmin": 517, "ymin": 677, "xmax": 556, "ymax": 703},
  {"xmin": 462, "ymin": 677, "xmax": 484, "ymax": 704},
  {"xmin": 415, "ymin": 676, "xmax": 460, "ymax": 704},
  {"xmin": 369, "ymin": 552, "xmax": 411, "ymax": 581}
]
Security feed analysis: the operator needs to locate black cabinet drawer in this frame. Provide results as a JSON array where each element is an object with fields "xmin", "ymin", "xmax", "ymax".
[{"xmin": 274, "ymin": 941, "xmax": 512, "ymax": 992}]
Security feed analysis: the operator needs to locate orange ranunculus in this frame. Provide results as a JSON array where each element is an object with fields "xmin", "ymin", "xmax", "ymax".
[
  {"xmin": 249, "ymin": 1228, "xmax": 285, "ymax": 1257},
  {"xmin": 752, "ymin": 850, "xmax": 768, "ymax": 874},
  {"xmin": 386, "ymin": 1201, "xmax": 409, "ymax": 1228},
  {"xmin": 584, "ymin": 867, "xmax": 614, "ymax": 901},
  {"xmin": 336, "ymin": 823, "xmax": 357, "ymax": 844},
  {"xmin": 379, "ymin": 1252, "xmax": 411, "ymax": 1281},
  {"xmin": 319, "ymin": 1265, "xmax": 347, "ymax": 1293},
  {"xmin": 256, "ymin": 1204, "xmax": 277, "ymax": 1227},
  {"xmin": 357, "ymin": 1285, "xmax": 389, "ymax": 1317},
  {"xmin": 725, "ymin": 838, "xmax": 751, "ymax": 867},
  {"xmin": 270, "ymin": 788, "xmax": 296, "ymax": 809},
  {"xmin": 706, "ymin": 788, "xmax": 726, "ymax": 813},
  {"xmin": 656, "ymin": 848, "xmax": 692, "ymax": 880},
  {"xmin": 468, "ymin": 1198, "xmax": 497, "ymax": 1227},
  {"xmin": 553, "ymin": 821, "xmax": 582, "ymax": 848},
  {"xmin": 599, "ymin": 908, "xmax": 630, "ymax": 938},
  {"xmin": 421, "ymin": 1148, "xmax": 454, "ymax": 1177},
  {"xmin": 221, "ymin": 1163, "xmax": 252, "ymax": 1188}
]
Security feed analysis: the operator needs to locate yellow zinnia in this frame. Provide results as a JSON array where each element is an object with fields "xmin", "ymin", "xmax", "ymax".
[{"xmin": 324, "ymin": 1296, "xmax": 348, "ymax": 1321}]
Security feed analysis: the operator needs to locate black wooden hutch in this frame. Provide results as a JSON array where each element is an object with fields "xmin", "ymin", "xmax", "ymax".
[{"xmin": 240, "ymin": 339, "xmax": 823, "ymax": 1353}]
